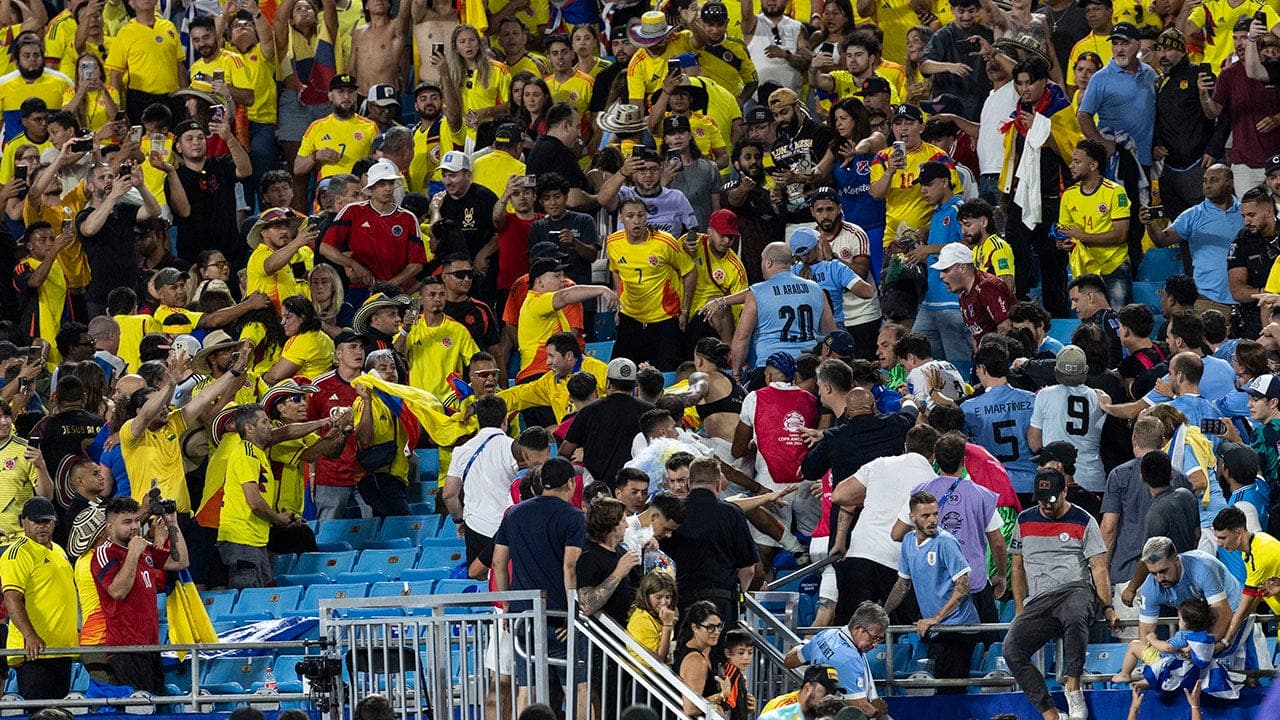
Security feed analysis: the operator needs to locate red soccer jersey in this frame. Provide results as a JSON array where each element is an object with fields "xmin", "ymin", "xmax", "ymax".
[
  {"xmin": 321, "ymin": 201, "xmax": 427, "ymax": 287},
  {"xmin": 308, "ymin": 370, "xmax": 363, "ymax": 487},
  {"xmin": 496, "ymin": 213, "xmax": 540, "ymax": 290},
  {"xmin": 959, "ymin": 271, "xmax": 1013, "ymax": 342},
  {"xmin": 91, "ymin": 540, "xmax": 170, "ymax": 646}
]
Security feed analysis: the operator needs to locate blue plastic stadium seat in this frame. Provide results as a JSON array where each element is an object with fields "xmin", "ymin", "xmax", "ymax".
[
  {"xmin": 369, "ymin": 580, "xmax": 437, "ymax": 598},
  {"xmin": 233, "ymin": 585, "xmax": 304, "ymax": 619},
  {"xmin": 408, "ymin": 502, "xmax": 433, "ymax": 515},
  {"xmin": 401, "ymin": 566, "xmax": 453, "ymax": 583},
  {"xmin": 362, "ymin": 538, "xmax": 414, "ymax": 550},
  {"xmin": 354, "ymin": 548, "xmax": 420, "ymax": 581},
  {"xmin": 381, "ymin": 515, "xmax": 442, "ymax": 544},
  {"xmin": 334, "ymin": 571, "xmax": 390, "ymax": 585},
  {"xmin": 438, "ymin": 515, "xmax": 459, "ymax": 538},
  {"xmin": 433, "ymin": 579, "xmax": 482, "ymax": 594},
  {"xmin": 251, "ymin": 655, "xmax": 307, "ymax": 693},
  {"xmin": 71, "ymin": 663, "xmax": 89, "ymax": 692},
  {"xmin": 1084, "ymin": 643, "xmax": 1130, "ymax": 688},
  {"xmin": 1131, "ymin": 281, "xmax": 1162, "ymax": 313},
  {"xmin": 415, "ymin": 450, "xmax": 440, "ymax": 484},
  {"xmin": 201, "ymin": 656, "xmax": 272, "ymax": 694},
  {"xmin": 201, "ymin": 588, "xmax": 238, "ymax": 622},
  {"xmin": 585, "ymin": 341, "xmax": 614, "ymax": 362},
  {"xmin": 417, "ymin": 546, "xmax": 466, "ymax": 569},
  {"xmin": 1138, "ymin": 248, "xmax": 1183, "ymax": 283},
  {"xmin": 276, "ymin": 572, "xmax": 332, "ymax": 587},
  {"xmin": 866, "ymin": 646, "xmax": 888, "ymax": 680},
  {"xmin": 294, "ymin": 583, "xmax": 369, "ymax": 617},
  {"xmin": 1048, "ymin": 318, "xmax": 1082, "ymax": 346},
  {"xmin": 292, "ymin": 550, "xmax": 358, "ymax": 576},
  {"xmin": 273, "ymin": 553, "xmax": 297, "ymax": 577},
  {"xmin": 315, "ymin": 518, "xmax": 381, "ymax": 549}
]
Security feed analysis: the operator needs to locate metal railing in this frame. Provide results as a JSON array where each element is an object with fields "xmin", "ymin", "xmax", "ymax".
[
  {"xmin": 318, "ymin": 590, "xmax": 550, "ymax": 720},
  {"xmin": 0, "ymin": 640, "xmax": 320, "ymax": 713},
  {"xmin": 570, "ymin": 594, "xmax": 725, "ymax": 720}
]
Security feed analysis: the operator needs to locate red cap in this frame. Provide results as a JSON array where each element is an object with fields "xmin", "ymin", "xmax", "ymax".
[{"xmin": 709, "ymin": 208, "xmax": 739, "ymax": 236}]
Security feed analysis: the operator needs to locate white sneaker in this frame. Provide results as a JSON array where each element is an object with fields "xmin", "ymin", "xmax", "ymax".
[{"xmin": 1065, "ymin": 689, "xmax": 1088, "ymax": 720}]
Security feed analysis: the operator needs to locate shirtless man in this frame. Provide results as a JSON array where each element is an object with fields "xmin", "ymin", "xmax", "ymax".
[
  {"xmin": 411, "ymin": 0, "xmax": 458, "ymax": 86},
  {"xmin": 348, "ymin": 0, "xmax": 413, "ymax": 95}
]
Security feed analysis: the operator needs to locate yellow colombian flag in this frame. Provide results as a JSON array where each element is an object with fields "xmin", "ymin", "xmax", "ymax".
[
  {"xmin": 350, "ymin": 373, "xmax": 478, "ymax": 448},
  {"xmin": 167, "ymin": 570, "xmax": 219, "ymax": 659},
  {"xmin": 462, "ymin": 0, "xmax": 488, "ymax": 34}
]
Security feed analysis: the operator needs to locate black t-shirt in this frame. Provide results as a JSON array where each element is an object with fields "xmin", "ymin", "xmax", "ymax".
[
  {"xmin": 444, "ymin": 297, "xmax": 500, "ymax": 348},
  {"xmin": 1035, "ymin": 3, "xmax": 1090, "ymax": 77},
  {"xmin": 527, "ymin": 211, "xmax": 599, "ymax": 285},
  {"xmin": 77, "ymin": 202, "xmax": 144, "ymax": 307},
  {"xmin": 921, "ymin": 23, "xmax": 993, "ymax": 120},
  {"xmin": 1227, "ymin": 227, "xmax": 1280, "ymax": 338},
  {"xmin": 173, "ymin": 156, "xmax": 243, "ymax": 268},
  {"xmin": 771, "ymin": 119, "xmax": 834, "ymax": 225},
  {"xmin": 30, "ymin": 408, "xmax": 106, "ymax": 509},
  {"xmin": 576, "ymin": 542, "xmax": 635, "ymax": 625},
  {"xmin": 588, "ymin": 64, "xmax": 626, "ymax": 114},
  {"xmin": 660, "ymin": 488, "xmax": 758, "ymax": 602},
  {"xmin": 526, "ymin": 135, "xmax": 590, "ymax": 190},
  {"xmin": 1117, "ymin": 345, "xmax": 1167, "ymax": 400},
  {"xmin": 565, "ymin": 393, "xmax": 655, "ymax": 489},
  {"xmin": 439, "ymin": 184, "xmax": 499, "ymax": 259}
]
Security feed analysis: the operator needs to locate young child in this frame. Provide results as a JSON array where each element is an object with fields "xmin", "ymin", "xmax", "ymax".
[
  {"xmin": 1112, "ymin": 597, "xmax": 1214, "ymax": 688},
  {"xmin": 720, "ymin": 629, "xmax": 756, "ymax": 720}
]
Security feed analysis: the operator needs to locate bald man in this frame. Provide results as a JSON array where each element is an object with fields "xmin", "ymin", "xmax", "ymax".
[
  {"xmin": 730, "ymin": 241, "xmax": 837, "ymax": 382},
  {"xmin": 1141, "ymin": 164, "xmax": 1242, "ymax": 314}
]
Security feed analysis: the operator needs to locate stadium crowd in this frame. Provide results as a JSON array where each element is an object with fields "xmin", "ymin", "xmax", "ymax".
[{"xmin": 1, "ymin": 0, "xmax": 1280, "ymax": 717}]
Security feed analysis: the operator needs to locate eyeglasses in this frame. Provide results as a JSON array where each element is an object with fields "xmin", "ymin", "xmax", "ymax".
[
  {"xmin": 858, "ymin": 626, "xmax": 885, "ymax": 644},
  {"xmin": 447, "ymin": 270, "xmax": 475, "ymax": 279},
  {"xmin": 284, "ymin": 394, "xmax": 306, "ymax": 404},
  {"xmin": 697, "ymin": 622, "xmax": 725, "ymax": 632},
  {"xmin": 204, "ymin": 261, "xmax": 228, "ymax": 269}
]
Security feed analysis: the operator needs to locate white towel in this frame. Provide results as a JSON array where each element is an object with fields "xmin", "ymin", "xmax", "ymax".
[{"xmin": 1014, "ymin": 113, "xmax": 1053, "ymax": 230}]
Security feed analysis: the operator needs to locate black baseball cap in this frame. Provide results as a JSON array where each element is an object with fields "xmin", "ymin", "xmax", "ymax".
[
  {"xmin": 20, "ymin": 497, "xmax": 57, "ymax": 522},
  {"xmin": 700, "ymin": 2, "xmax": 729, "ymax": 22},
  {"xmin": 540, "ymin": 457, "xmax": 576, "ymax": 489},
  {"xmin": 912, "ymin": 161, "xmax": 952, "ymax": 186},
  {"xmin": 530, "ymin": 257, "xmax": 568, "ymax": 279},
  {"xmin": 662, "ymin": 115, "xmax": 692, "ymax": 135},
  {"xmin": 1109, "ymin": 22, "xmax": 1141, "ymax": 41},
  {"xmin": 1034, "ymin": 441, "xmax": 1078, "ymax": 475},
  {"xmin": 1033, "ymin": 467, "xmax": 1067, "ymax": 503},
  {"xmin": 330, "ymin": 74, "xmax": 358, "ymax": 90},
  {"xmin": 861, "ymin": 76, "xmax": 892, "ymax": 97},
  {"xmin": 1217, "ymin": 441, "xmax": 1260, "ymax": 482},
  {"xmin": 892, "ymin": 103, "xmax": 924, "ymax": 123},
  {"xmin": 745, "ymin": 106, "xmax": 772, "ymax": 125},
  {"xmin": 803, "ymin": 664, "xmax": 846, "ymax": 694},
  {"xmin": 333, "ymin": 330, "xmax": 365, "ymax": 347}
]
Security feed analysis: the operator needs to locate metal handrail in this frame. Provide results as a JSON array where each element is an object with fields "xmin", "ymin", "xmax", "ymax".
[
  {"xmin": 573, "ymin": 605, "xmax": 723, "ymax": 719},
  {"xmin": 764, "ymin": 553, "xmax": 842, "ymax": 591},
  {"xmin": 0, "ymin": 639, "xmax": 321, "ymax": 713}
]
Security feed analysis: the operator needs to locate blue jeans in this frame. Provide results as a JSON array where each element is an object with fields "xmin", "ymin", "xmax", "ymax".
[
  {"xmin": 914, "ymin": 305, "xmax": 973, "ymax": 378},
  {"xmin": 1103, "ymin": 263, "xmax": 1132, "ymax": 310}
]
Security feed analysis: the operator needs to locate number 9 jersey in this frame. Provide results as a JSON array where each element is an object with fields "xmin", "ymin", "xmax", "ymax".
[{"xmin": 1030, "ymin": 385, "xmax": 1107, "ymax": 492}]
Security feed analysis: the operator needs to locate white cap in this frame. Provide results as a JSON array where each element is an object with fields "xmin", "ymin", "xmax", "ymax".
[
  {"xmin": 930, "ymin": 242, "xmax": 976, "ymax": 271},
  {"xmin": 440, "ymin": 150, "xmax": 471, "ymax": 173},
  {"xmin": 171, "ymin": 334, "xmax": 202, "ymax": 358},
  {"xmin": 364, "ymin": 158, "xmax": 401, "ymax": 189}
]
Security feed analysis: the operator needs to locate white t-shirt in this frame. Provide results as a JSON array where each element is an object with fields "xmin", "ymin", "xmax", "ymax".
[
  {"xmin": 906, "ymin": 360, "xmax": 966, "ymax": 410},
  {"xmin": 847, "ymin": 452, "xmax": 938, "ymax": 569},
  {"xmin": 978, "ymin": 82, "xmax": 1019, "ymax": 175},
  {"xmin": 445, "ymin": 427, "xmax": 518, "ymax": 537},
  {"xmin": 1029, "ymin": 384, "xmax": 1107, "ymax": 492}
]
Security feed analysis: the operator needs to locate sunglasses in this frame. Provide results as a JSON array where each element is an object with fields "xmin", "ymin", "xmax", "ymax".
[
  {"xmin": 447, "ymin": 270, "xmax": 475, "ymax": 279},
  {"xmin": 284, "ymin": 393, "xmax": 305, "ymax": 404},
  {"xmin": 698, "ymin": 622, "xmax": 725, "ymax": 632}
]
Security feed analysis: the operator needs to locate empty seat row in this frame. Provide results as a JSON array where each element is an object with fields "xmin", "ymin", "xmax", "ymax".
[
  {"xmin": 312, "ymin": 515, "xmax": 459, "ymax": 549},
  {"xmin": 200, "ymin": 578, "xmax": 484, "ymax": 621},
  {"xmin": 275, "ymin": 542, "xmax": 466, "ymax": 580}
]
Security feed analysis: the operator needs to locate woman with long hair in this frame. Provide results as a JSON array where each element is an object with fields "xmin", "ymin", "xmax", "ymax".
[
  {"xmin": 518, "ymin": 77, "xmax": 553, "ymax": 139},
  {"xmin": 572, "ymin": 24, "xmax": 611, "ymax": 77},
  {"xmin": 904, "ymin": 25, "xmax": 934, "ymax": 103},
  {"xmin": 445, "ymin": 24, "xmax": 512, "ymax": 144},
  {"xmin": 627, "ymin": 569, "xmax": 679, "ymax": 663},
  {"xmin": 308, "ymin": 264, "xmax": 347, "ymax": 336},
  {"xmin": 262, "ymin": 295, "xmax": 333, "ymax": 383},
  {"xmin": 237, "ymin": 304, "xmax": 287, "ymax": 380},
  {"xmin": 810, "ymin": 0, "xmax": 855, "ymax": 51},
  {"xmin": 507, "ymin": 71, "xmax": 532, "ymax": 120},
  {"xmin": 817, "ymin": 97, "xmax": 888, "ymax": 276},
  {"xmin": 689, "ymin": 338, "xmax": 747, "ymax": 444},
  {"xmin": 63, "ymin": 50, "xmax": 119, "ymax": 134},
  {"xmin": 674, "ymin": 600, "xmax": 731, "ymax": 717}
]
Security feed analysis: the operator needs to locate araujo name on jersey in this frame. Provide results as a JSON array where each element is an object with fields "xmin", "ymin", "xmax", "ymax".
[{"xmin": 772, "ymin": 283, "xmax": 813, "ymax": 296}]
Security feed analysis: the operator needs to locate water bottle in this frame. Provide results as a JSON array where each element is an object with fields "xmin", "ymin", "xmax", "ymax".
[{"xmin": 263, "ymin": 667, "xmax": 277, "ymax": 693}]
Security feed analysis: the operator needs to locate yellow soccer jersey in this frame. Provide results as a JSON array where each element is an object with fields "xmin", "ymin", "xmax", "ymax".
[
  {"xmin": 236, "ymin": 44, "xmax": 278, "ymax": 124},
  {"xmin": 684, "ymin": 111, "xmax": 727, "ymax": 159},
  {"xmin": 472, "ymin": 149, "xmax": 525, "ymax": 198},
  {"xmin": 460, "ymin": 61, "xmax": 512, "ymax": 142},
  {"xmin": 247, "ymin": 242, "xmax": 313, "ymax": 308},
  {"xmin": 298, "ymin": 113, "xmax": 379, "ymax": 178},
  {"xmin": 690, "ymin": 234, "xmax": 748, "ymax": 313},
  {"xmin": 1060, "ymin": 178, "xmax": 1131, "ymax": 277},
  {"xmin": 1189, "ymin": 0, "xmax": 1280, "ymax": 68},
  {"xmin": 190, "ymin": 50, "xmax": 252, "ymax": 94},
  {"xmin": 44, "ymin": 10, "xmax": 77, "ymax": 70},
  {"xmin": 1068, "ymin": 33, "xmax": 1112, "ymax": 82},
  {"xmin": 61, "ymin": 85, "xmax": 121, "ymax": 133},
  {"xmin": 114, "ymin": 313, "xmax": 160, "ymax": 372},
  {"xmin": 869, "ymin": 141, "xmax": 960, "ymax": 232},
  {"xmin": 545, "ymin": 70, "xmax": 594, "ymax": 117},
  {"xmin": 0, "ymin": 537, "xmax": 78, "ymax": 665},
  {"xmin": 973, "ymin": 234, "xmax": 1015, "ymax": 279},
  {"xmin": 408, "ymin": 117, "xmax": 458, "ymax": 192},
  {"xmin": 281, "ymin": 329, "xmax": 335, "ymax": 379},
  {"xmin": 139, "ymin": 131, "xmax": 173, "ymax": 205},
  {"xmin": 516, "ymin": 290, "xmax": 574, "ymax": 377},
  {"xmin": 0, "ymin": 70, "xmax": 72, "ymax": 133},
  {"xmin": 121, "ymin": 410, "xmax": 191, "ymax": 513},
  {"xmin": 105, "ymin": 16, "xmax": 184, "ymax": 95},
  {"xmin": 626, "ymin": 31, "xmax": 695, "ymax": 104},
  {"xmin": 217, "ymin": 440, "xmax": 274, "ymax": 547},
  {"xmin": 0, "ymin": 435, "xmax": 38, "ymax": 537},
  {"xmin": 268, "ymin": 428, "xmax": 319, "ymax": 516},
  {"xmin": 405, "ymin": 317, "xmax": 480, "ymax": 399},
  {"xmin": 1243, "ymin": 531, "xmax": 1280, "ymax": 615},
  {"xmin": 697, "ymin": 38, "xmax": 757, "ymax": 97},
  {"xmin": 607, "ymin": 229, "xmax": 695, "ymax": 323}
]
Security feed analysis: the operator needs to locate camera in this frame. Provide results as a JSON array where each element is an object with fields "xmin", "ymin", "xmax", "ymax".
[
  {"xmin": 295, "ymin": 656, "xmax": 341, "ymax": 679},
  {"xmin": 146, "ymin": 487, "xmax": 177, "ymax": 517}
]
